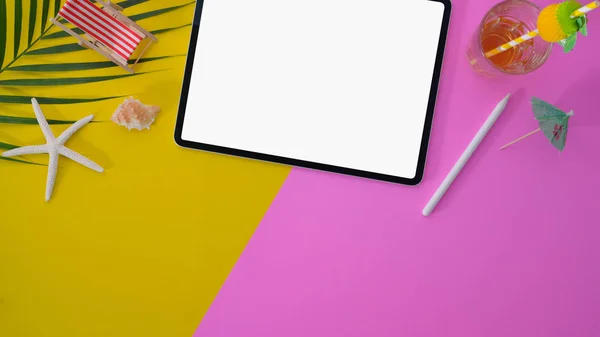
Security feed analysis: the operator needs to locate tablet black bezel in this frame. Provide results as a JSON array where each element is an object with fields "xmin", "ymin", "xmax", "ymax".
[{"xmin": 174, "ymin": 0, "xmax": 452, "ymax": 185}]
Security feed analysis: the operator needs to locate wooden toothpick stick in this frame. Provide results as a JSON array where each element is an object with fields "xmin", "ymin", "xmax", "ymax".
[{"xmin": 499, "ymin": 128, "xmax": 541, "ymax": 150}]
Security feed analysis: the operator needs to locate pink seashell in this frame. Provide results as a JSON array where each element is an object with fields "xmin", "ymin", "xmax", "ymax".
[{"xmin": 111, "ymin": 96, "xmax": 160, "ymax": 130}]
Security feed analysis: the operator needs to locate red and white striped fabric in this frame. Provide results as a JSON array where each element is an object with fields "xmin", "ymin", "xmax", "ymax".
[{"xmin": 59, "ymin": 0, "xmax": 144, "ymax": 64}]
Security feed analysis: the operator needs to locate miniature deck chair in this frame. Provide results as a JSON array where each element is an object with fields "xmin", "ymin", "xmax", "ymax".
[{"xmin": 50, "ymin": 0, "xmax": 157, "ymax": 73}]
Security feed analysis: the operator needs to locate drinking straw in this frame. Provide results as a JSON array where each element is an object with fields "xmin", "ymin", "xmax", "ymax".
[
  {"xmin": 484, "ymin": 0, "xmax": 599, "ymax": 59},
  {"xmin": 572, "ymin": 0, "xmax": 600, "ymax": 15},
  {"xmin": 484, "ymin": 29, "xmax": 539, "ymax": 58}
]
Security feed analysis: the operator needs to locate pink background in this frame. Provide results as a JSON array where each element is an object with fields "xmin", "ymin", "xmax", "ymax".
[{"xmin": 195, "ymin": 0, "xmax": 600, "ymax": 336}]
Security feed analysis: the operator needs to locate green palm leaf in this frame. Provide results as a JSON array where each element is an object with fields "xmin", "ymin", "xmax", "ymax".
[
  {"xmin": 3, "ymin": 0, "xmax": 188, "ymax": 69},
  {"xmin": 0, "ymin": 96, "xmax": 122, "ymax": 104},
  {"xmin": 43, "ymin": 29, "xmax": 82, "ymax": 40},
  {"xmin": 34, "ymin": 24, "xmax": 189, "ymax": 54},
  {"xmin": 54, "ymin": 0, "xmax": 61, "ymax": 16},
  {"xmin": 45, "ymin": 3, "xmax": 193, "ymax": 39},
  {"xmin": 26, "ymin": 42, "xmax": 83, "ymax": 55},
  {"xmin": 7, "ymin": 55, "xmax": 181, "ymax": 71},
  {"xmin": 0, "ymin": 72, "xmax": 146, "ymax": 86},
  {"xmin": 0, "ymin": 156, "xmax": 41, "ymax": 165},
  {"xmin": 41, "ymin": 0, "xmax": 50, "ymax": 35},
  {"xmin": 0, "ymin": 0, "xmax": 6, "ymax": 68},
  {"xmin": 0, "ymin": 142, "xmax": 18, "ymax": 150},
  {"xmin": 44, "ymin": 23, "xmax": 190, "ymax": 40},
  {"xmin": 0, "ymin": 115, "xmax": 75, "ymax": 124},
  {"xmin": 120, "ymin": 0, "xmax": 148, "ymax": 9},
  {"xmin": 28, "ymin": 0, "xmax": 38, "ymax": 45},
  {"xmin": 14, "ymin": 0, "xmax": 23, "ymax": 58},
  {"xmin": 1, "ymin": 0, "xmax": 194, "ymax": 165},
  {"xmin": 55, "ymin": 0, "xmax": 148, "ymax": 24},
  {"xmin": 146, "ymin": 24, "xmax": 192, "ymax": 35},
  {"xmin": 130, "ymin": 2, "xmax": 194, "ymax": 21},
  {"xmin": 57, "ymin": 1, "xmax": 191, "ymax": 24},
  {"xmin": 0, "ymin": 142, "xmax": 42, "ymax": 165}
]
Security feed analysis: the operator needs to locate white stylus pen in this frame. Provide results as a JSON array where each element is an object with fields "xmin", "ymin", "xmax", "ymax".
[{"xmin": 422, "ymin": 93, "xmax": 511, "ymax": 216}]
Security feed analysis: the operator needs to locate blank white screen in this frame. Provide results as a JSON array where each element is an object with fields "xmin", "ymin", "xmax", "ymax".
[{"xmin": 181, "ymin": 0, "xmax": 446, "ymax": 179}]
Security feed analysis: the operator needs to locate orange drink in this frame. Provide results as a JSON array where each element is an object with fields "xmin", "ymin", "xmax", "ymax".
[{"xmin": 467, "ymin": 0, "xmax": 552, "ymax": 76}]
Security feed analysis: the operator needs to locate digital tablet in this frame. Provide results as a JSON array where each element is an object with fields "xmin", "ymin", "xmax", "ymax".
[{"xmin": 175, "ymin": 0, "xmax": 451, "ymax": 185}]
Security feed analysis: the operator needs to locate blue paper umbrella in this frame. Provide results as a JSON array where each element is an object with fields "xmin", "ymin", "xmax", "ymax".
[{"xmin": 500, "ymin": 97, "xmax": 573, "ymax": 151}]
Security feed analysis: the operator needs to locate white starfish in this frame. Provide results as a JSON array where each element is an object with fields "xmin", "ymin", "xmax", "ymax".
[{"xmin": 2, "ymin": 98, "xmax": 104, "ymax": 201}]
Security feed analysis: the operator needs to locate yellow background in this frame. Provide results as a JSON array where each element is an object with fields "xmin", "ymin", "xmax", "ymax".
[{"xmin": 0, "ymin": 1, "xmax": 290, "ymax": 336}]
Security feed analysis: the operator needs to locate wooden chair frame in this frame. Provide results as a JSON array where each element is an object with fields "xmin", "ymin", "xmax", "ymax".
[{"xmin": 50, "ymin": 0, "xmax": 158, "ymax": 73}]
